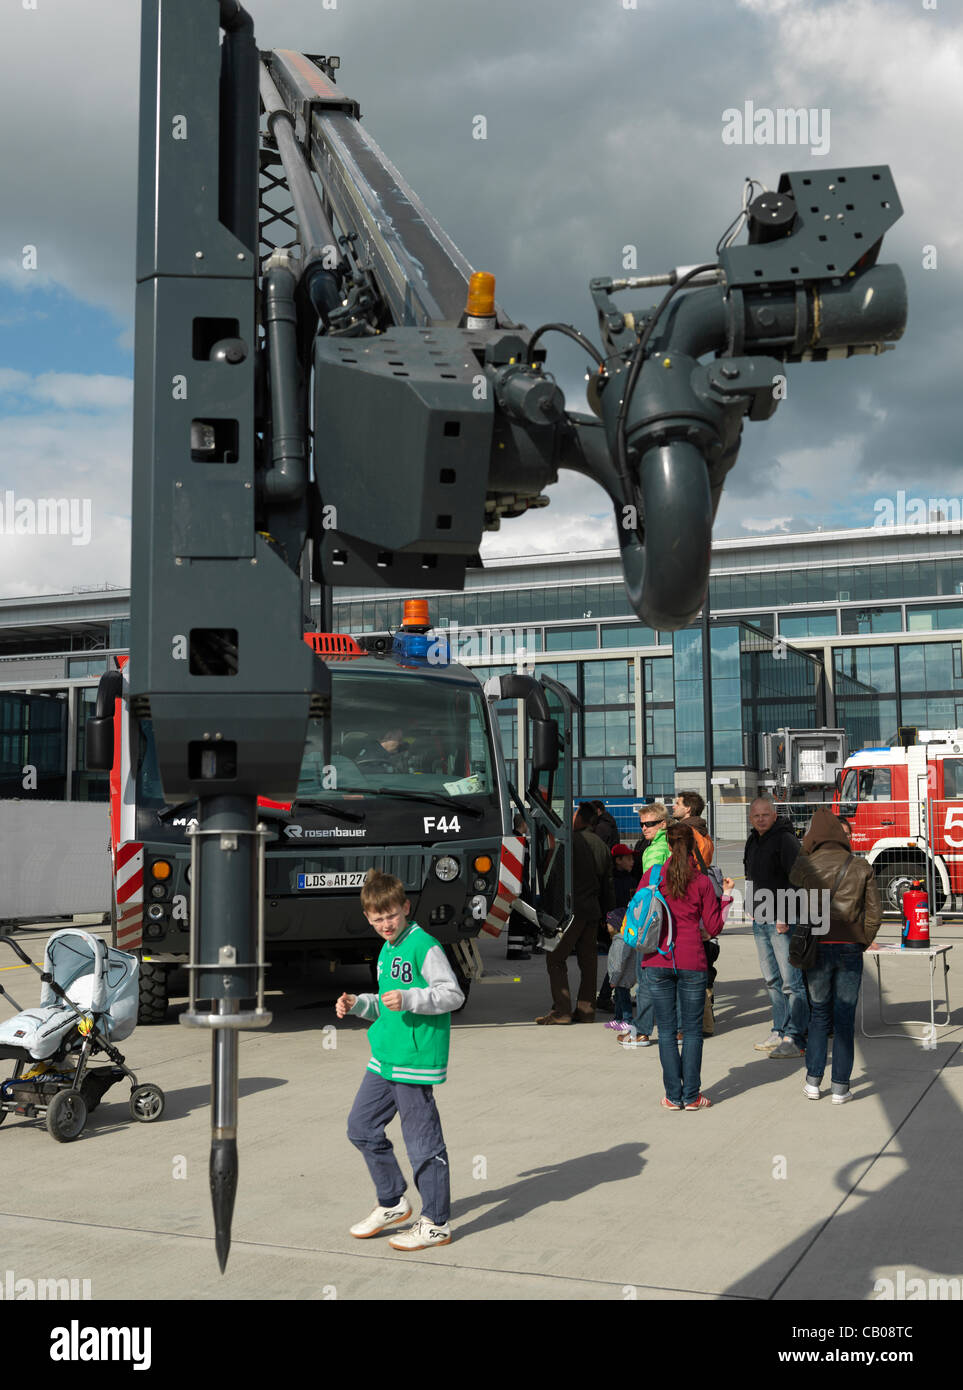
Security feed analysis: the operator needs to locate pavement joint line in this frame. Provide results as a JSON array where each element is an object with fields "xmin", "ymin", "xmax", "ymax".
[
  {"xmin": 766, "ymin": 1035, "xmax": 963, "ymax": 1301},
  {"xmin": 0, "ymin": 1208, "xmax": 758, "ymax": 1299}
]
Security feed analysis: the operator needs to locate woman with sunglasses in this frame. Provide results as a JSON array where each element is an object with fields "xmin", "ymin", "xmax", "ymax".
[{"xmin": 620, "ymin": 805, "xmax": 672, "ymax": 1049}]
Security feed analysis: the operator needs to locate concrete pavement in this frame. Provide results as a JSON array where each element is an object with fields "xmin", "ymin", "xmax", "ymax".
[{"xmin": 0, "ymin": 912, "xmax": 960, "ymax": 1304}]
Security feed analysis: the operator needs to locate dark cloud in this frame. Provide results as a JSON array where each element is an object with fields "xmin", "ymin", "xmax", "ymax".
[{"xmin": 0, "ymin": 0, "xmax": 960, "ymax": 591}]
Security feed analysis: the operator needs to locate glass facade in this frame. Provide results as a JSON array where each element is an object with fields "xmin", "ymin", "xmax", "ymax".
[
  {"xmin": 710, "ymin": 556, "xmax": 962, "ymax": 610},
  {"xmin": 834, "ymin": 641, "xmax": 963, "ymax": 747},
  {"xmin": 673, "ymin": 623, "xmax": 823, "ymax": 771},
  {"xmin": 3, "ymin": 526, "xmax": 962, "ymax": 809},
  {"xmin": 333, "ymin": 579, "xmax": 634, "ymax": 635}
]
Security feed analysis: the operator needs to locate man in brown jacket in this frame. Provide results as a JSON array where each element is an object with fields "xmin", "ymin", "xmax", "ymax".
[{"xmin": 789, "ymin": 808, "xmax": 883, "ymax": 1104}]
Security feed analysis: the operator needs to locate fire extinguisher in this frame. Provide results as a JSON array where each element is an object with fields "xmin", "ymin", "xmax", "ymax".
[{"xmin": 901, "ymin": 880, "xmax": 930, "ymax": 949}]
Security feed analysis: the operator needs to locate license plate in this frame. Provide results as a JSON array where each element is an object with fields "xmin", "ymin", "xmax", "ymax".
[{"xmin": 297, "ymin": 872, "xmax": 367, "ymax": 890}]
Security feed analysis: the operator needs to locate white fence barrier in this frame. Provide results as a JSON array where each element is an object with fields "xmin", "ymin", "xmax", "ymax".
[{"xmin": 0, "ymin": 801, "xmax": 110, "ymax": 922}]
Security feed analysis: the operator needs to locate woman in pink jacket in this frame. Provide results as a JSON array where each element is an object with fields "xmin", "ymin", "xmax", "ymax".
[{"xmin": 639, "ymin": 821, "xmax": 725, "ymax": 1110}]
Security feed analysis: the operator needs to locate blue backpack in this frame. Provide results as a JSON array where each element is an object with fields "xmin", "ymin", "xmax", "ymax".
[{"xmin": 624, "ymin": 863, "xmax": 675, "ymax": 956}]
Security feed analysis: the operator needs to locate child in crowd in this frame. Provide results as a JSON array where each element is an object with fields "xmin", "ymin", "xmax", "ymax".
[
  {"xmin": 603, "ymin": 844, "xmax": 639, "ymax": 1031},
  {"xmin": 336, "ymin": 869, "xmax": 464, "ymax": 1250},
  {"xmin": 605, "ymin": 912, "xmax": 637, "ymax": 1033}
]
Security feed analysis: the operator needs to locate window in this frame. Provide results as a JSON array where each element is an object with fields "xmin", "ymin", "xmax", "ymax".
[
  {"xmin": 535, "ymin": 661, "xmax": 578, "ymax": 692},
  {"xmin": 834, "ymin": 647, "xmax": 896, "ymax": 695},
  {"xmin": 906, "ymin": 604, "xmax": 963, "ymax": 632},
  {"xmin": 583, "ymin": 660, "xmax": 633, "ymax": 706},
  {"xmin": 544, "ymin": 624, "xmax": 596, "ymax": 652},
  {"xmin": 943, "ymin": 758, "xmax": 963, "ymax": 799},
  {"xmin": 579, "ymin": 758, "xmax": 634, "ymax": 797},
  {"xmin": 778, "ymin": 612, "xmax": 838, "ymax": 639},
  {"xmin": 582, "ymin": 710, "xmax": 633, "ymax": 758},
  {"xmin": 600, "ymin": 623, "xmax": 656, "ymax": 648},
  {"xmin": 856, "ymin": 768, "xmax": 892, "ymax": 801},
  {"xmin": 644, "ymin": 658, "xmax": 674, "ymax": 703},
  {"xmin": 841, "ymin": 607, "xmax": 901, "ymax": 635}
]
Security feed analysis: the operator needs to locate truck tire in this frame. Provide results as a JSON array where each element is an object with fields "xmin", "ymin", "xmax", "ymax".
[
  {"xmin": 874, "ymin": 855, "xmax": 948, "ymax": 916},
  {"xmin": 872, "ymin": 850, "xmax": 944, "ymax": 917},
  {"xmin": 137, "ymin": 957, "xmax": 170, "ymax": 1024}
]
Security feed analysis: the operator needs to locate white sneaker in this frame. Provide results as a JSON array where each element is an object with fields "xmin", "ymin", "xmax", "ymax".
[
  {"xmin": 349, "ymin": 1198, "xmax": 412, "ymax": 1239},
  {"xmin": 754, "ymin": 1030, "xmax": 782, "ymax": 1052},
  {"xmin": 831, "ymin": 1090, "xmax": 854, "ymax": 1105},
  {"xmin": 388, "ymin": 1216, "xmax": 452, "ymax": 1250},
  {"xmin": 803, "ymin": 1082, "xmax": 820, "ymax": 1100}
]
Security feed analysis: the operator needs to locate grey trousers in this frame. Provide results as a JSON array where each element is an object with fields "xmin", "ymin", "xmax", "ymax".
[{"xmin": 347, "ymin": 1069, "xmax": 451, "ymax": 1224}]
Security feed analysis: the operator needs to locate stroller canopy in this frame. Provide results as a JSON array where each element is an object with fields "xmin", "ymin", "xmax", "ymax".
[
  {"xmin": 0, "ymin": 930, "xmax": 138, "ymax": 1062},
  {"xmin": 42, "ymin": 930, "xmax": 129, "ymax": 1008}
]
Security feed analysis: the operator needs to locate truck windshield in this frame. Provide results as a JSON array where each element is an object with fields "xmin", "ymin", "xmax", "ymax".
[
  {"xmin": 136, "ymin": 671, "xmax": 496, "ymax": 813},
  {"xmin": 298, "ymin": 669, "xmax": 494, "ymax": 799}
]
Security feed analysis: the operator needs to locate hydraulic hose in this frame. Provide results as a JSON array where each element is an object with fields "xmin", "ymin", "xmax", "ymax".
[
  {"xmin": 262, "ymin": 257, "xmax": 307, "ymax": 503},
  {"xmin": 617, "ymin": 440, "xmax": 713, "ymax": 631}
]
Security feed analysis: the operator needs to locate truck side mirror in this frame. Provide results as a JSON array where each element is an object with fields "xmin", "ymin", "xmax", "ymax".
[
  {"xmin": 85, "ymin": 716, "xmax": 115, "ymax": 772},
  {"xmin": 531, "ymin": 718, "xmax": 558, "ymax": 773}
]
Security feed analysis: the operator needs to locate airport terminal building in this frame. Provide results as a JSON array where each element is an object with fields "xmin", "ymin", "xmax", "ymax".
[{"xmin": 1, "ymin": 520, "xmax": 961, "ymax": 823}]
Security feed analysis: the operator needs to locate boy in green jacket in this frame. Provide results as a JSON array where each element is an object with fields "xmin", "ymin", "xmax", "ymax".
[{"xmin": 336, "ymin": 869, "xmax": 464, "ymax": 1250}]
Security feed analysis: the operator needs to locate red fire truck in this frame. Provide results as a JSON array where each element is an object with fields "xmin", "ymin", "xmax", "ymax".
[{"xmin": 833, "ymin": 729, "xmax": 963, "ymax": 913}]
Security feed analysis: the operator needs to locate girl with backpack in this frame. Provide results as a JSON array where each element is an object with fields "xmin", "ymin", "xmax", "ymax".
[{"xmin": 638, "ymin": 822, "xmax": 726, "ymax": 1110}]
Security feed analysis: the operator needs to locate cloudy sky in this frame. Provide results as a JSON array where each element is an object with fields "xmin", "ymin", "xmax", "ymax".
[{"xmin": 0, "ymin": 0, "xmax": 960, "ymax": 599}]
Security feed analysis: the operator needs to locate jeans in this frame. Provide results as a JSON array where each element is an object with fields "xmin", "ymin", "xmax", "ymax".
[
  {"xmin": 613, "ymin": 985, "xmax": 633, "ymax": 1022},
  {"xmin": 629, "ymin": 950, "xmax": 681, "ymax": 1037},
  {"xmin": 805, "ymin": 944, "xmax": 864, "ymax": 1091},
  {"xmin": 347, "ymin": 1071, "xmax": 451, "ymax": 1223},
  {"xmin": 645, "ymin": 966, "xmax": 707, "ymax": 1107},
  {"xmin": 753, "ymin": 920, "xmax": 810, "ymax": 1047}
]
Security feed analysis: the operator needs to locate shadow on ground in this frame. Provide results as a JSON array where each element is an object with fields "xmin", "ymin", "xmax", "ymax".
[{"xmin": 449, "ymin": 1141, "xmax": 647, "ymax": 1240}]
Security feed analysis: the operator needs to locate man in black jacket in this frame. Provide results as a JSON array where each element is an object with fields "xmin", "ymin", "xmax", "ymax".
[
  {"xmin": 591, "ymin": 801, "xmax": 620, "ymax": 850},
  {"xmin": 744, "ymin": 796, "xmax": 810, "ymax": 1058},
  {"xmin": 536, "ymin": 804, "xmax": 614, "ymax": 1025}
]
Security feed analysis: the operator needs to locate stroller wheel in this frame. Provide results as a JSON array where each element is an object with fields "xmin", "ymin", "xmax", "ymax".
[
  {"xmin": 46, "ymin": 1089, "xmax": 88, "ymax": 1143},
  {"xmin": 130, "ymin": 1084, "xmax": 165, "ymax": 1123}
]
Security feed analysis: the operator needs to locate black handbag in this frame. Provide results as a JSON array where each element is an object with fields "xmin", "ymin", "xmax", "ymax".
[
  {"xmin": 788, "ymin": 925, "xmax": 818, "ymax": 970},
  {"xmin": 788, "ymin": 858, "xmax": 853, "ymax": 970}
]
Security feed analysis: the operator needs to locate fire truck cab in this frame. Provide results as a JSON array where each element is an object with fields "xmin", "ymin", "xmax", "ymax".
[{"xmin": 833, "ymin": 729, "xmax": 963, "ymax": 913}]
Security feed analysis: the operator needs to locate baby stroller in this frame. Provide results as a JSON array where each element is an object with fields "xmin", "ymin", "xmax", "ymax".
[{"xmin": 0, "ymin": 928, "xmax": 165, "ymax": 1142}]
